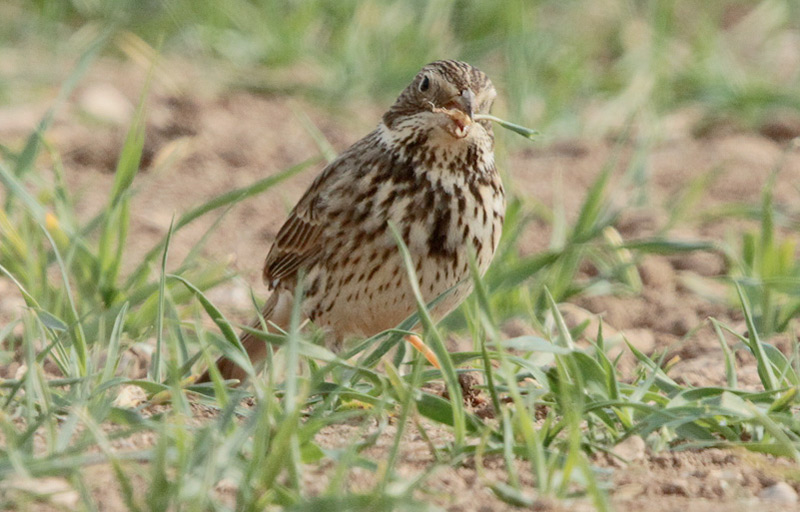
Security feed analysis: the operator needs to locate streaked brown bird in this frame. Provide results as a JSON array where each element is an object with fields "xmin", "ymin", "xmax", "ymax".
[{"xmin": 199, "ymin": 60, "xmax": 505, "ymax": 383}]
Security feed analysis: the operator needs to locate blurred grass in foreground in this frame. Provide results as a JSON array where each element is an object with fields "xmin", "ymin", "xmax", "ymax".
[{"xmin": 4, "ymin": 0, "xmax": 799, "ymax": 137}]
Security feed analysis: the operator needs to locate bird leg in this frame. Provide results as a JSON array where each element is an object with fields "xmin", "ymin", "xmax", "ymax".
[{"xmin": 404, "ymin": 334, "xmax": 441, "ymax": 369}]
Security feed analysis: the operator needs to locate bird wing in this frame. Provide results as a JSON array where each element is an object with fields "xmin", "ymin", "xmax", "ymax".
[
  {"xmin": 261, "ymin": 134, "xmax": 367, "ymax": 287},
  {"xmin": 262, "ymin": 131, "xmax": 383, "ymax": 289},
  {"xmin": 262, "ymin": 206, "xmax": 324, "ymax": 287},
  {"xmin": 262, "ymin": 171, "xmax": 329, "ymax": 288}
]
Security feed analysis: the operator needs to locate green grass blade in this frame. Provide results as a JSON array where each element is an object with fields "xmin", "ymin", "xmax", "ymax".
[
  {"xmin": 571, "ymin": 162, "xmax": 613, "ymax": 243},
  {"xmin": 291, "ymin": 104, "xmax": 338, "ymax": 163},
  {"xmin": 107, "ymin": 80, "xmax": 149, "ymax": 209},
  {"xmin": 621, "ymin": 238, "xmax": 718, "ymax": 254},
  {"xmin": 0, "ymin": 263, "xmax": 41, "ymax": 308},
  {"xmin": 473, "ymin": 114, "xmax": 540, "ymax": 140},
  {"xmin": 152, "ymin": 217, "xmax": 175, "ymax": 383},
  {"xmin": 465, "ymin": 251, "xmax": 503, "ymax": 415},
  {"xmin": 100, "ymin": 303, "xmax": 129, "ymax": 384},
  {"xmin": 736, "ymin": 282, "xmax": 777, "ymax": 391},
  {"xmin": 167, "ymin": 274, "xmax": 254, "ymax": 378},
  {"xmin": 39, "ymin": 224, "xmax": 88, "ymax": 376},
  {"xmin": 544, "ymin": 288, "xmax": 575, "ymax": 350},
  {"xmin": 98, "ymin": 70, "xmax": 151, "ymax": 302},
  {"xmin": 388, "ymin": 221, "xmax": 466, "ymax": 447},
  {"xmin": 711, "ymin": 318, "xmax": 738, "ymax": 389},
  {"xmin": 0, "ymin": 161, "xmax": 47, "ymax": 224},
  {"xmin": 379, "ymin": 356, "xmax": 423, "ymax": 493}
]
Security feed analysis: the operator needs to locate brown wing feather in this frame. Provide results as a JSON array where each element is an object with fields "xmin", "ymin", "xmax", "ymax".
[
  {"xmin": 261, "ymin": 156, "xmax": 342, "ymax": 287},
  {"xmin": 262, "ymin": 203, "xmax": 324, "ymax": 287},
  {"xmin": 262, "ymin": 132, "xmax": 382, "ymax": 288}
]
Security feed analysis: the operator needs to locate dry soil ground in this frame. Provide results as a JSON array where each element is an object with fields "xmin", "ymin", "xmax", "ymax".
[{"xmin": 1, "ymin": 59, "xmax": 800, "ymax": 511}]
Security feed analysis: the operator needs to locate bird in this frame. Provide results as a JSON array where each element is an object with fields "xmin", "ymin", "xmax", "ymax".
[{"xmin": 198, "ymin": 60, "xmax": 505, "ymax": 383}]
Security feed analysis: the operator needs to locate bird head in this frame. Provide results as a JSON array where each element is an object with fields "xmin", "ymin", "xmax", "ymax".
[{"xmin": 383, "ymin": 60, "xmax": 497, "ymax": 141}]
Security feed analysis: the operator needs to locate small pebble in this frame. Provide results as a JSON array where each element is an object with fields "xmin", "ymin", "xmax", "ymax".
[
  {"xmin": 78, "ymin": 83, "xmax": 133, "ymax": 125},
  {"xmin": 612, "ymin": 436, "xmax": 646, "ymax": 463},
  {"xmin": 759, "ymin": 482, "xmax": 798, "ymax": 503},
  {"xmin": 661, "ymin": 479, "xmax": 689, "ymax": 496},
  {"xmin": 623, "ymin": 328, "xmax": 655, "ymax": 353}
]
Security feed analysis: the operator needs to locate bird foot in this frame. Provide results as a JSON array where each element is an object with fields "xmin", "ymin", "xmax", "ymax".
[{"xmin": 404, "ymin": 334, "xmax": 441, "ymax": 369}]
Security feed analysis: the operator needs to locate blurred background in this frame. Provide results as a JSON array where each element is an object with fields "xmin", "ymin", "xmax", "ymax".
[{"xmin": 4, "ymin": 0, "xmax": 799, "ymax": 140}]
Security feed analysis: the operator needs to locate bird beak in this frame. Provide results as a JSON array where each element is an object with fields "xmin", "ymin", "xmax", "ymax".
[
  {"xmin": 433, "ymin": 89, "xmax": 476, "ymax": 139},
  {"xmin": 458, "ymin": 89, "xmax": 475, "ymax": 120}
]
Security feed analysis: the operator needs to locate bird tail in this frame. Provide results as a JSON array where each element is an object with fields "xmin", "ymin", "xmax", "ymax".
[{"xmin": 196, "ymin": 291, "xmax": 289, "ymax": 384}]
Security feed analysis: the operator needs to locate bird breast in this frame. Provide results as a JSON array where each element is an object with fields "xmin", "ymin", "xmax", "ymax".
[{"xmin": 301, "ymin": 126, "xmax": 504, "ymax": 345}]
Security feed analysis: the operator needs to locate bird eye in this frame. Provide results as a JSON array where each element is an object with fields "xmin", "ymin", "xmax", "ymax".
[{"xmin": 418, "ymin": 75, "xmax": 430, "ymax": 92}]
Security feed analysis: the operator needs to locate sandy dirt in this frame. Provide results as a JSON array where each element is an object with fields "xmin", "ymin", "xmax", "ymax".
[{"xmin": 1, "ymin": 58, "xmax": 800, "ymax": 511}]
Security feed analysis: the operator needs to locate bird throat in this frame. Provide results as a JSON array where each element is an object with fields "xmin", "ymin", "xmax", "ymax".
[{"xmin": 377, "ymin": 120, "xmax": 494, "ymax": 178}]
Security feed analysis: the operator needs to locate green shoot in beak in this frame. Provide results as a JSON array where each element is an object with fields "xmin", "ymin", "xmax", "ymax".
[{"xmin": 474, "ymin": 113, "xmax": 540, "ymax": 140}]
